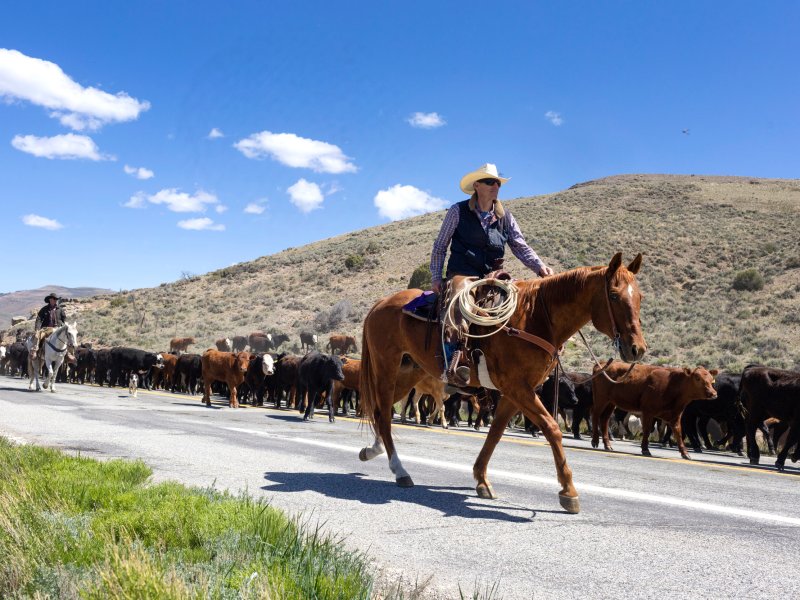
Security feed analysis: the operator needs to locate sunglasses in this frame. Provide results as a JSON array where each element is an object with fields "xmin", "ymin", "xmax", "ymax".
[{"xmin": 477, "ymin": 178, "xmax": 501, "ymax": 187}]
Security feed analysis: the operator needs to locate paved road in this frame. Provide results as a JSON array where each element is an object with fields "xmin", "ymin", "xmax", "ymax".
[{"xmin": 1, "ymin": 375, "xmax": 798, "ymax": 599}]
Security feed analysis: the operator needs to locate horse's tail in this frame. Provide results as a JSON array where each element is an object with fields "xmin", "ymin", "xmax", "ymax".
[{"xmin": 359, "ymin": 309, "xmax": 379, "ymax": 437}]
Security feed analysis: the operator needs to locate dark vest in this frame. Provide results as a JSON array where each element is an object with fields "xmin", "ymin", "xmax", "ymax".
[{"xmin": 446, "ymin": 200, "xmax": 508, "ymax": 278}]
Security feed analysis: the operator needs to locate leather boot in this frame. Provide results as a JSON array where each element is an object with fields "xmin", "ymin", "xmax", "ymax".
[{"xmin": 447, "ymin": 350, "xmax": 471, "ymax": 386}]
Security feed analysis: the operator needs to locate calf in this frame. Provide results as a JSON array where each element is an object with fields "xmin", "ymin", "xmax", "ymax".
[
  {"xmin": 300, "ymin": 331, "xmax": 318, "ymax": 353},
  {"xmin": 169, "ymin": 337, "xmax": 195, "ymax": 354},
  {"xmin": 173, "ymin": 353, "xmax": 202, "ymax": 394},
  {"xmin": 591, "ymin": 361, "xmax": 718, "ymax": 459},
  {"xmin": 151, "ymin": 353, "xmax": 178, "ymax": 390},
  {"xmin": 565, "ymin": 371, "xmax": 593, "ymax": 439},
  {"xmin": 231, "ymin": 335, "xmax": 248, "ymax": 353},
  {"xmin": 215, "ymin": 338, "xmax": 232, "ymax": 352},
  {"xmin": 331, "ymin": 357, "xmax": 361, "ymax": 416},
  {"xmin": 327, "ymin": 334, "xmax": 357, "ymax": 355},
  {"xmin": 248, "ymin": 332, "xmax": 273, "ymax": 353},
  {"xmin": 681, "ymin": 372, "xmax": 745, "ymax": 454},
  {"xmin": 201, "ymin": 350, "xmax": 252, "ymax": 408},
  {"xmin": 109, "ymin": 347, "xmax": 164, "ymax": 389},
  {"xmin": 297, "ymin": 351, "xmax": 344, "ymax": 422},
  {"xmin": 271, "ymin": 354, "xmax": 301, "ymax": 408},
  {"xmin": 94, "ymin": 349, "xmax": 112, "ymax": 386},
  {"xmin": 740, "ymin": 366, "xmax": 800, "ymax": 471},
  {"xmin": 242, "ymin": 353, "xmax": 276, "ymax": 406}
]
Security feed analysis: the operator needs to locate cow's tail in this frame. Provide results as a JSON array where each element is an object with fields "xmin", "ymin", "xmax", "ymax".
[{"xmin": 359, "ymin": 310, "xmax": 379, "ymax": 437}]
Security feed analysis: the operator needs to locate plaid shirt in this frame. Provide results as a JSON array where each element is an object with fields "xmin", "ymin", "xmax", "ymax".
[{"xmin": 430, "ymin": 202, "xmax": 545, "ymax": 284}]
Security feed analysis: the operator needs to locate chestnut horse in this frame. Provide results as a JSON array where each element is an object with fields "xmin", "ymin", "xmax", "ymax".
[{"xmin": 358, "ymin": 253, "xmax": 646, "ymax": 514}]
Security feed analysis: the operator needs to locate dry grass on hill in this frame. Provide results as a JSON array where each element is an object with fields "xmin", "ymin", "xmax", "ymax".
[{"xmin": 23, "ymin": 174, "xmax": 799, "ymax": 372}]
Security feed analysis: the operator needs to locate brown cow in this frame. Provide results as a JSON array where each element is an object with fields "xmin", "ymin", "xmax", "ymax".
[
  {"xmin": 201, "ymin": 350, "xmax": 252, "ymax": 408},
  {"xmin": 151, "ymin": 353, "xmax": 178, "ymax": 390},
  {"xmin": 248, "ymin": 332, "xmax": 273, "ymax": 352},
  {"xmin": 591, "ymin": 361, "xmax": 718, "ymax": 459},
  {"xmin": 398, "ymin": 371, "xmax": 449, "ymax": 428},
  {"xmin": 169, "ymin": 337, "xmax": 195, "ymax": 354},
  {"xmin": 327, "ymin": 334, "xmax": 357, "ymax": 355},
  {"xmin": 215, "ymin": 337, "xmax": 232, "ymax": 352},
  {"xmin": 332, "ymin": 357, "xmax": 361, "ymax": 415}
]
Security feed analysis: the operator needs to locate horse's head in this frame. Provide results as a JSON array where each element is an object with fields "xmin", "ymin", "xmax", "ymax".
[
  {"xmin": 65, "ymin": 322, "xmax": 79, "ymax": 350},
  {"xmin": 593, "ymin": 253, "xmax": 646, "ymax": 362}
]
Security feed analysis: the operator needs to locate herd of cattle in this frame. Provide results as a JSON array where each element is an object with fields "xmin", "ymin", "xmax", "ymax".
[{"xmin": 0, "ymin": 329, "xmax": 798, "ymax": 471}]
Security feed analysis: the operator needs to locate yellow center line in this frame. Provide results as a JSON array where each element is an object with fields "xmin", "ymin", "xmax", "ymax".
[{"xmin": 95, "ymin": 384, "xmax": 797, "ymax": 479}]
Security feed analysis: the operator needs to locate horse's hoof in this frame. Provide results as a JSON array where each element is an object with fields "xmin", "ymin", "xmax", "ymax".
[
  {"xmin": 559, "ymin": 494, "xmax": 581, "ymax": 514},
  {"xmin": 476, "ymin": 483, "xmax": 497, "ymax": 499},
  {"xmin": 358, "ymin": 448, "xmax": 369, "ymax": 462},
  {"xmin": 641, "ymin": 449, "xmax": 651, "ymax": 457},
  {"xmin": 681, "ymin": 453, "xmax": 692, "ymax": 460},
  {"xmin": 396, "ymin": 476, "xmax": 414, "ymax": 488}
]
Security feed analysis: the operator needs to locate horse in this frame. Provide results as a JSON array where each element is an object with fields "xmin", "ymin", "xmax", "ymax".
[
  {"xmin": 26, "ymin": 322, "xmax": 79, "ymax": 393},
  {"xmin": 358, "ymin": 253, "xmax": 646, "ymax": 514}
]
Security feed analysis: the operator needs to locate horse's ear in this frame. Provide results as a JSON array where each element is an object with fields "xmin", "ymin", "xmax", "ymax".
[
  {"xmin": 684, "ymin": 367, "xmax": 693, "ymax": 376},
  {"xmin": 627, "ymin": 253, "xmax": 643, "ymax": 274},
  {"xmin": 607, "ymin": 252, "xmax": 623, "ymax": 278}
]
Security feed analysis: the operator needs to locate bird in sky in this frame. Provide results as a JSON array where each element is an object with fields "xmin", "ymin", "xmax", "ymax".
[{"xmin": 682, "ymin": 128, "xmax": 691, "ymax": 135}]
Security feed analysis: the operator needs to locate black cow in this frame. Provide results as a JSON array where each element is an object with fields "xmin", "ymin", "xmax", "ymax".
[
  {"xmin": 248, "ymin": 333, "xmax": 273, "ymax": 353},
  {"xmin": 271, "ymin": 333, "xmax": 290, "ymax": 349},
  {"xmin": 4, "ymin": 342, "xmax": 28, "ymax": 377},
  {"xmin": 297, "ymin": 351, "xmax": 344, "ymax": 422},
  {"xmin": 173, "ymin": 353, "xmax": 202, "ymax": 395},
  {"xmin": 526, "ymin": 372, "xmax": 580, "ymax": 436},
  {"xmin": 681, "ymin": 372, "xmax": 745, "ymax": 454},
  {"xmin": 271, "ymin": 354, "xmax": 300, "ymax": 408},
  {"xmin": 72, "ymin": 347, "xmax": 96, "ymax": 384},
  {"xmin": 566, "ymin": 372, "xmax": 594, "ymax": 439},
  {"xmin": 242, "ymin": 353, "xmax": 276, "ymax": 406},
  {"xmin": 740, "ymin": 366, "xmax": 800, "ymax": 471},
  {"xmin": 110, "ymin": 347, "xmax": 164, "ymax": 389},
  {"xmin": 231, "ymin": 336, "xmax": 248, "ymax": 353},
  {"xmin": 94, "ymin": 349, "xmax": 112, "ymax": 386},
  {"xmin": 299, "ymin": 331, "xmax": 318, "ymax": 353}
]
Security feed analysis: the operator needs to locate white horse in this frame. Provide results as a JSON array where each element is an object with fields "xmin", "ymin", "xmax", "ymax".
[{"xmin": 26, "ymin": 322, "xmax": 78, "ymax": 392}]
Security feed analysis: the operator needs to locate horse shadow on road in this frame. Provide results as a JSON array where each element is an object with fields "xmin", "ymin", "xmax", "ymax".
[{"xmin": 261, "ymin": 471, "xmax": 563, "ymax": 522}]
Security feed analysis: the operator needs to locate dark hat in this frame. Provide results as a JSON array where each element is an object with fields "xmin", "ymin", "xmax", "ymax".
[{"xmin": 44, "ymin": 293, "xmax": 60, "ymax": 302}]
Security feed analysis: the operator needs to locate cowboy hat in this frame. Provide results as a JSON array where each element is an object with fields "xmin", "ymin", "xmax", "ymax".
[
  {"xmin": 459, "ymin": 163, "xmax": 510, "ymax": 195},
  {"xmin": 44, "ymin": 293, "xmax": 60, "ymax": 302}
]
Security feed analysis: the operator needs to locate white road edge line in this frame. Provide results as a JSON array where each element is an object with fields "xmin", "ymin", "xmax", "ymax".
[{"xmin": 225, "ymin": 426, "xmax": 800, "ymax": 527}]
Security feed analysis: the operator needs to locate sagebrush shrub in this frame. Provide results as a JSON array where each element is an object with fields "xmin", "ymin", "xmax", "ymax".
[{"xmin": 732, "ymin": 269, "xmax": 764, "ymax": 291}]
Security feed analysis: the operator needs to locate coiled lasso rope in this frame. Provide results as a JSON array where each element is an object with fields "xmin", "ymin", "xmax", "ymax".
[{"xmin": 444, "ymin": 278, "xmax": 519, "ymax": 339}]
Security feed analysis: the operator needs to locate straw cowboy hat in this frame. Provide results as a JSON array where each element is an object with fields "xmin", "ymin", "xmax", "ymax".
[
  {"xmin": 459, "ymin": 163, "xmax": 510, "ymax": 195},
  {"xmin": 43, "ymin": 293, "xmax": 60, "ymax": 302}
]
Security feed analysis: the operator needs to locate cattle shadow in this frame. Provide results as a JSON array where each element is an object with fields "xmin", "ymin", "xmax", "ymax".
[{"xmin": 261, "ymin": 471, "xmax": 561, "ymax": 521}]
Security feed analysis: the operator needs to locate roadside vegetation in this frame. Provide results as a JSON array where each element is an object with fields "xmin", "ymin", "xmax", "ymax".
[{"xmin": 0, "ymin": 437, "xmax": 375, "ymax": 599}]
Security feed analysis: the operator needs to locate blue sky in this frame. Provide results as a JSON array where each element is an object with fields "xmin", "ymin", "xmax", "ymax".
[{"xmin": 1, "ymin": 1, "xmax": 798, "ymax": 292}]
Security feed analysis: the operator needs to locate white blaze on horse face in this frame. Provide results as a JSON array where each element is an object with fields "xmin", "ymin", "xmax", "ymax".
[{"xmin": 627, "ymin": 284, "xmax": 633, "ymax": 300}]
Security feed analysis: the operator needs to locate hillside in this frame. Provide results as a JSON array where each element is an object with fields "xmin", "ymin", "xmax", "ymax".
[
  {"xmin": 0, "ymin": 286, "xmax": 113, "ymax": 329},
  {"xmin": 13, "ymin": 174, "xmax": 799, "ymax": 372}
]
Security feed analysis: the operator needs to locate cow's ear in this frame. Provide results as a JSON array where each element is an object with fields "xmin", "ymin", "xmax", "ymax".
[
  {"xmin": 607, "ymin": 252, "xmax": 623, "ymax": 278},
  {"xmin": 627, "ymin": 253, "xmax": 643, "ymax": 274},
  {"xmin": 684, "ymin": 367, "xmax": 692, "ymax": 376},
  {"xmin": 710, "ymin": 369, "xmax": 719, "ymax": 376}
]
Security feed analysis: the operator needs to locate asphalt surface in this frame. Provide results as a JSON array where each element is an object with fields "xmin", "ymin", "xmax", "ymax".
[{"xmin": 1, "ymin": 375, "xmax": 798, "ymax": 599}]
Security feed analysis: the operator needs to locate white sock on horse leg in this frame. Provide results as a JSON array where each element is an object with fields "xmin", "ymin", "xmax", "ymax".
[
  {"xmin": 363, "ymin": 437, "xmax": 385, "ymax": 460},
  {"xmin": 389, "ymin": 452, "xmax": 410, "ymax": 479}
]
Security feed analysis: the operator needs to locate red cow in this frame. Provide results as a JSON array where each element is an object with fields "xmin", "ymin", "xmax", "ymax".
[
  {"xmin": 591, "ymin": 361, "xmax": 718, "ymax": 459},
  {"xmin": 201, "ymin": 350, "xmax": 252, "ymax": 408},
  {"xmin": 169, "ymin": 337, "xmax": 195, "ymax": 354},
  {"xmin": 327, "ymin": 334, "xmax": 357, "ymax": 355}
]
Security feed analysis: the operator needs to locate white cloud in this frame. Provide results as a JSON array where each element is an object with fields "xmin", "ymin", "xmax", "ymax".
[
  {"xmin": 545, "ymin": 110, "xmax": 563, "ymax": 126},
  {"xmin": 145, "ymin": 188, "xmax": 219, "ymax": 213},
  {"xmin": 287, "ymin": 179, "xmax": 324, "ymax": 213},
  {"xmin": 11, "ymin": 133, "xmax": 111, "ymax": 160},
  {"xmin": 322, "ymin": 181, "xmax": 343, "ymax": 196},
  {"xmin": 0, "ymin": 48, "xmax": 150, "ymax": 131},
  {"xmin": 177, "ymin": 217, "xmax": 225, "ymax": 231},
  {"xmin": 407, "ymin": 112, "xmax": 446, "ymax": 129},
  {"xmin": 244, "ymin": 202, "xmax": 266, "ymax": 214},
  {"xmin": 215, "ymin": 204, "xmax": 228, "ymax": 214},
  {"xmin": 123, "ymin": 164, "xmax": 154, "ymax": 180},
  {"xmin": 207, "ymin": 127, "xmax": 224, "ymax": 139},
  {"xmin": 234, "ymin": 131, "xmax": 357, "ymax": 174},
  {"xmin": 374, "ymin": 184, "xmax": 448, "ymax": 221},
  {"xmin": 124, "ymin": 191, "xmax": 147, "ymax": 209},
  {"xmin": 22, "ymin": 214, "xmax": 63, "ymax": 230}
]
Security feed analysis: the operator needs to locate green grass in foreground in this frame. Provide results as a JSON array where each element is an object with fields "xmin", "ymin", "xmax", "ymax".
[{"xmin": 0, "ymin": 437, "xmax": 374, "ymax": 599}]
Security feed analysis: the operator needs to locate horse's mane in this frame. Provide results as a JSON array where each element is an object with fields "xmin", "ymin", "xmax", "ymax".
[{"xmin": 514, "ymin": 266, "xmax": 600, "ymax": 317}]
